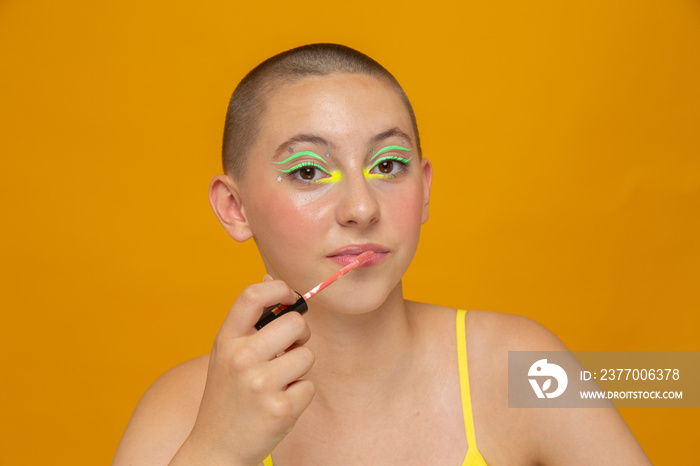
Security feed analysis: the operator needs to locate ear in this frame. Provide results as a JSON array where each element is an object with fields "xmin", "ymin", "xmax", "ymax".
[
  {"xmin": 420, "ymin": 158, "xmax": 433, "ymax": 224},
  {"xmin": 209, "ymin": 174, "xmax": 253, "ymax": 242}
]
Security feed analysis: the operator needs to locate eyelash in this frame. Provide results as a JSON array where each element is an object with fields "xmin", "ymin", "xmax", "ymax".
[
  {"xmin": 367, "ymin": 156, "xmax": 412, "ymax": 178},
  {"xmin": 283, "ymin": 161, "xmax": 331, "ymax": 183}
]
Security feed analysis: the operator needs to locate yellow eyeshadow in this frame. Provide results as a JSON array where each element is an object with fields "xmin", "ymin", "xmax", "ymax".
[
  {"xmin": 312, "ymin": 170, "xmax": 341, "ymax": 183},
  {"xmin": 363, "ymin": 168, "xmax": 393, "ymax": 180}
]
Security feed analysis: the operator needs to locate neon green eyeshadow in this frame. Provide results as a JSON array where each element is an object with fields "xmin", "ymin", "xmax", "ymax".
[
  {"xmin": 369, "ymin": 145, "xmax": 411, "ymax": 162},
  {"xmin": 273, "ymin": 151, "xmax": 327, "ymax": 165},
  {"xmin": 278, "ymin": 161, "xmax": 331, "ymax": 175}
]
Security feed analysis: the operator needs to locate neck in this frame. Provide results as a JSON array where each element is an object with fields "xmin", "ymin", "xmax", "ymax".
[{"xmin": 303, "ymin": 281, "xmax": 420, "ymax": 407}]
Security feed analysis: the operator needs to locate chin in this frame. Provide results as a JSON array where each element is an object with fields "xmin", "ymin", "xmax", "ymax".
[{"xmin": 311, "ymin": 277, "xmax": 403, "ymax": 316}]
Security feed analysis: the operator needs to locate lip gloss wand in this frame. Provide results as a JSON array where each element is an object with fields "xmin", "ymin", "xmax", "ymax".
[{"xmin": 255, "ymin": 250, "xmax": 375, "ymax": 330}]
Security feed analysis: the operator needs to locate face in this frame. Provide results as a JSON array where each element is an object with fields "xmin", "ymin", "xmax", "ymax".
[{"xmin": 233, "ymin": 73, "xmax": 431, "ymax": 314}]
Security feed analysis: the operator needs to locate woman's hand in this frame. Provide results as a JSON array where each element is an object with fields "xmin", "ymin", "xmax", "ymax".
[{"xmin": 170, "ymin": 277, "xmax": 316, "ymax": 465}]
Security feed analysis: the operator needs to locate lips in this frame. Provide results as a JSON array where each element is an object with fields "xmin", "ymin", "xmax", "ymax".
[{"xmin": 327, "ymin": 243, "xmax": 389, "ymax": 267}]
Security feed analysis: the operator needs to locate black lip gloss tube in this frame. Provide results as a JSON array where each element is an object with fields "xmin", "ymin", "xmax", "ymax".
[{"xmin": 255, "ymin": 292, "xmax": 308, "ymax": 330}]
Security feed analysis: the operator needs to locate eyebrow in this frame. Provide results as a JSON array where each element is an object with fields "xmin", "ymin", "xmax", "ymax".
[
  {"xmin": 369, "ymin": 127, "xmax": 413, "ymax": 147},
  {"xmin": 273, "ymin": 134, "xmax": 334, "ymax": 160}
]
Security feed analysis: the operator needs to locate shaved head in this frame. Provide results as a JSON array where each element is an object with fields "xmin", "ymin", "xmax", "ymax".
[{"xmin": 222, "ymin": 43, "xmax": 421, "ymax": 180}]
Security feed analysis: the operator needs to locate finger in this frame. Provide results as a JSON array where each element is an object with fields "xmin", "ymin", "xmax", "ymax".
[
  {"xmin": 283, "ymin": 379, "xmax": 316, "ymax": 417},
  {"xmin": 250, "ymin": 311, "xmax": 311, "ymax": 360},
  {"xmin": 266, "ymin": 345, "xmax": 316, "ymax": 389},
  {"xmin": 219, "ymin": 281, "xmax": 298, "ymax": 339}
]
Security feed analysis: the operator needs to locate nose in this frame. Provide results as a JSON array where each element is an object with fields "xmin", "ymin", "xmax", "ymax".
[{"xmin": 335, "ymin": 172, "xmax": 380, "ymax": 229}]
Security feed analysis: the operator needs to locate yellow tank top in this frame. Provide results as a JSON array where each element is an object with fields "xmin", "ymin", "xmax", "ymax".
[{"xmin": 264, "ymin": 309, "xmax": 487, "ymax": 465}]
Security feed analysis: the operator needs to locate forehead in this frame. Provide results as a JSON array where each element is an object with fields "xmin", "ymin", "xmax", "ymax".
[{"xmin": 255, "ymin": 73, "xmax": 413, "ymax": 151}]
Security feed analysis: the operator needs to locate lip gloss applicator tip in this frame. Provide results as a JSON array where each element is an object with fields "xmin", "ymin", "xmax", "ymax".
[{"xmin": 255, "ymin": 250, "xmax": 375, "ymax": 330}]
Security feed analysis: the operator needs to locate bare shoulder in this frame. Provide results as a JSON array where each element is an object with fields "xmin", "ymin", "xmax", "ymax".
[
  {"xmin": 465, "ymin": 309, "xmax": 567, "ymax": 352},
  {"xmin": 113, "ymin": 354, "xmax": 210, "ymax": 465},
  {"xmin": 464, "ymin": 310, "xmax": 650, "ymax": 465}
]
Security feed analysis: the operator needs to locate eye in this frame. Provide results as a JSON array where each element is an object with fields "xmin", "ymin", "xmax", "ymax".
[
  {"xmin": 368, "ymin": 156, "xmax": 410, "ymax": 177},
  {"xmin": 375, "ymin": 160, "xmax": 395, "ymax": 174},
  {"xmin": 299, "ymin": 166, "xmax": 318, "ymax": 180},
  {"xmin": 286, "ymin": 162, "xmax": 331, "ymax": 182}
]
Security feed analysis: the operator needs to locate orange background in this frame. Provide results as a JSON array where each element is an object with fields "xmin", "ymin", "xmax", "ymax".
[{"xmin": 1, "ymin": 1, "xmax": 698, "ymax": 464}]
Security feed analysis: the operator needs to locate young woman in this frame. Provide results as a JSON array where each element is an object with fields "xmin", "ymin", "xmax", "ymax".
[{"xmin": 113, "ymin": 44, "xmax": 650, "ymax": 465}]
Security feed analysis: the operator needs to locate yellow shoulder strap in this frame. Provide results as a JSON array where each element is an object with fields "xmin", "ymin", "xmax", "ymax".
[{"xmin": 456, "ymin": 309, "xmax": 484, "ymax": 462}]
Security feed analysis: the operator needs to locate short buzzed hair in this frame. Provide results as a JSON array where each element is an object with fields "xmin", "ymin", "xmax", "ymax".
[{"xmin": 222, "ymin": 43, "xmax": 421, "ymax": 179}]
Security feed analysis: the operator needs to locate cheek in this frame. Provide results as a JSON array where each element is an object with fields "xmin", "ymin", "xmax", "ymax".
[
  {"xmin": 246, "ymin": 184, "xmax": 333, "ymax": 250},
  {"xmin": 383, "ymin": 183, "xmax": 425, "ymax": 236}
]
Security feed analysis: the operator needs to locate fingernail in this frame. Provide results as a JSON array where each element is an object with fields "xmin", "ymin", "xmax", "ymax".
[{"xmin": 263, "ymin": 274, "xmax": 273, "ymax": 282}]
